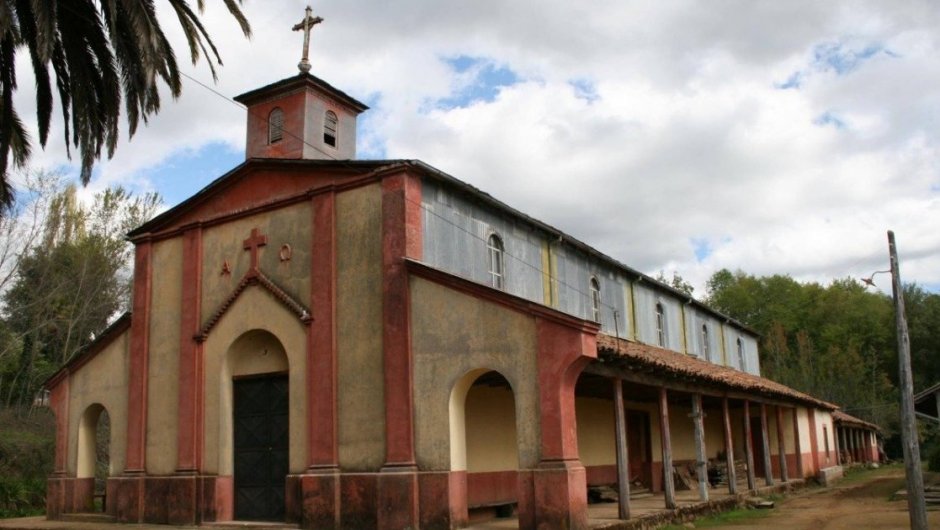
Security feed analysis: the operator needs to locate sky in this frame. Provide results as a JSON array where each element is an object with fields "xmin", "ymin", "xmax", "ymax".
[{"xmin": 11, "ymin": 0, "xmax": 940, "ymax": 296}]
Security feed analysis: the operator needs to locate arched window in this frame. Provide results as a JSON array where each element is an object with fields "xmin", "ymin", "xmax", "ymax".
[
  {"xmin": 655, "ymin": 303, "xmax": 666, "ymax": 347},
  {"xmin": 589, "ymin": 276, "xmax": 601, "ymax": 322},
  {"xmin": 323, "ymin": 110, "xmax": 338, "ymax": 147},
  {"xmin": 701, "ymin": 324, "xmax": 710, "ymax": 361},
  {"xmin": 736, "ymin": 338, "xmax": 745, "ymax": 370},
  {"xmin": 268, "ymin": 108, "xmax": 284, "ymax": 144},
  {"xmin": 487, "ymin": 234, "xmax": 504, "ymax": 289}
]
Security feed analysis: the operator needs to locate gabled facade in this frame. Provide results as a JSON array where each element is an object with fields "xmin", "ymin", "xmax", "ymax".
[{"xmin": 44, "ymin": 71, "xmax": 849, "ymax": 530}]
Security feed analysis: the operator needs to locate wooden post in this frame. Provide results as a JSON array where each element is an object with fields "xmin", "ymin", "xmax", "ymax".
[
  {"xmin": 722, "ymin": 397, "xmax": 737, "ymax": 495},
  {"xmin": 792, "ymin": 407, "xmax": 804, "ymax": 478},
  {"xmin": 854, "ymin": 429, "xmax": 860, "ymax": 462},
  {"xmin": 743, "ymin": 400, "xmax": 756, "ymax": 491},
  {"xmin": 889, "ymin": 230, "xmax": 928, "ymax": 530},
  {"xmin": 775, "ymin": 406, "xmax": 789, "ymax": 482},
  {"xmin": 834, "ymin": 424, "xmax": 842, "ymax": 466},
  {"xmin": 760, "ymin": 403, "xmax": 774, "ymax": 486},
  {"xmin": 612, "ymin": 378, "xmax": 631, "ymax": 520},
  {"xmin": 659, "ymin": 387, "xmax": 676, "ymax": 509},
  {"xmin": 691, "ymin": 394, "xmax": 709, "ymax": 502}
]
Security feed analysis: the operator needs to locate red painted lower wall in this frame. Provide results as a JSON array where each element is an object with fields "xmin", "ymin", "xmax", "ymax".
[{"xmin": 467, "ymin": 470, "xmax": 518, "ymax": 507}]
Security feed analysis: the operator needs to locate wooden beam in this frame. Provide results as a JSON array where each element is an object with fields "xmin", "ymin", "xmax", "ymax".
[
  {"xmin": 659, "ymin": 387, "xmax": 676, "ymax": 509},
  {"xmin": 692, "ymin": 394, "xmax": 709, "ymax": 502},
  {"xmin": 743, "ymin": 400, "xmax": 756, "ymax": 491},
  {"xmin": 584, "ymin": 362, "xmax": 809, "ymax": 409},
  {"xmin": 775, "ymin": 406, "xmax": 789, "ymax": 482},
  {"xmin": 612, "ymin": 378, "xmax": 631, "ymax": 520},
  {"xmin": 760, "ymin": 403, "xmax": 774, "ymax": 486},
  {"xmin": 722, "ymin": 397, "xmax": 737, "ymax": 495}
]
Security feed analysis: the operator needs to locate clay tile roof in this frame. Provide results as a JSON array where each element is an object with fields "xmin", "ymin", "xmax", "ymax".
[
  {"xmin": 831, "ymin": 410, "xmax": 882, "ymax": 432},
  {"xmin": 596, "ymin": 334, "xmax": 837, "ymax": 410}
]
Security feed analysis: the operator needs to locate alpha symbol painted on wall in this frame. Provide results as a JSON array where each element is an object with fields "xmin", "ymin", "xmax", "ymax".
[
  {"xmin": 279, "ymin": 244, "xmax": 292, "ymax": 262},
  {"xmin": 243, "ymin": 228, "xmax": 268, "ymax": 270}
]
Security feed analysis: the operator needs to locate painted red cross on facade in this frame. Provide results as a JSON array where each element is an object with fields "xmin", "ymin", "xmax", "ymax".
[{"xmin": 243, "ymin": 228, "xmax": 268, "ymax": 271}]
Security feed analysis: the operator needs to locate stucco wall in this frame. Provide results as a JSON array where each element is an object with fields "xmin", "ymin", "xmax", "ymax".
[
  {"xmin": 146, "ymin": 237, "xmax": 182, "ymax": 475},
  {"xmin": 411, "ymin": 276, "xmax": 540, "ymax": 471},
  {"xmin": 465, "ymin": 385, "xmax": 519, "ymax": 472},
  {"xmin": 67, "ymin": 330, "xmax": 130, "ymax": 476},
  {"xmin": 200, "ymin": 201, "xmax": 311, "ymax": 326},
  {"xmin": 815, "ymin": 410, "xmax": 835, "ymax": 467},
  {"xmin": 335, "ymin": 184, "xmax": 386, "ymax": 470},
  {"xmin": 202, "ymin": 287, "xmax": 308, "ymax": 475},
  {"xmin": 576, "ymin": 397, "xmax": 616, "ymax": 467}
]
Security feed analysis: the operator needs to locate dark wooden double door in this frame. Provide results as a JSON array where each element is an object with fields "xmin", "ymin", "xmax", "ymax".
[{"xmin": 233, "ymin": 374, "xmax": 289, "ymax": 521}]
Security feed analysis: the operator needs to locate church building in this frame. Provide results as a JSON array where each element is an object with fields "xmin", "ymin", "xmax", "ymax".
[{"xmin": 43, "ymin": 14, "xmax": 864, "ymax": 530}]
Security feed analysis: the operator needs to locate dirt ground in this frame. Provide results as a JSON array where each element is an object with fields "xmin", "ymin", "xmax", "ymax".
[{"xmin": 699, "ymin": 466, "xmax": 940, "ymax": 530}]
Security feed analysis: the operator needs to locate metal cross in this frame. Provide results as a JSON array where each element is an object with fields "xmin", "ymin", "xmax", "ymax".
[
  {"xmin": 243, "ymin": 228, "xmax": 268, "ymax": 270},
  {"xmin": 292, "ymin": 5, "xmax": 324, "ymax": 74}
]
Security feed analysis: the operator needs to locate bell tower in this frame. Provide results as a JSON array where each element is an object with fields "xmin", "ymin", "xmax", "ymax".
[{"xmin": 233, "ymin": 6, "xmax": 368, "ymax": 161}]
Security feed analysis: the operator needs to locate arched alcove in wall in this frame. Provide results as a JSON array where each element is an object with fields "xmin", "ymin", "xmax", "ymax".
[
  {"xmin": 76, "ymin": 403, "xmax": 110, "ymax": 513},
  {"xmin": 449, "ymin": 368, "xmax": 520, "ymax": 519}
]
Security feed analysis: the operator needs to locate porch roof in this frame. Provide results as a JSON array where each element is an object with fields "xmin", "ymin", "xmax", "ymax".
[{"xmin": 595, "ymin": 334, "xmax": 838, "ymax": 410}]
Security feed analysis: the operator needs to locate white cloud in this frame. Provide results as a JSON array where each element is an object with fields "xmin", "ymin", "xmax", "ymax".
[{"xmin": 10, "ymin": 0, "xmax": 940, "ymax": 294}]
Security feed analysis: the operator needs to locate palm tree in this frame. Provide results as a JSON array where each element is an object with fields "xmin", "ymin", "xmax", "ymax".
[{"xmin": 0, "ymin": 0, "xmax": 251, "ymax": 212}]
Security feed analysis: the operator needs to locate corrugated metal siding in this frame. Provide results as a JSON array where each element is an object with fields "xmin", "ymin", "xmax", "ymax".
[
  {"xmin": 683, "ymin": 308, "xmax": 723, "ymax": 363},
  {"xmin": 632, "ymin": 284, "xmax": 683, "ymax": 351},
  {"xmin": 419, "ymin": 179, "xmax": 760, "ymax": 376},
  {"xmin": 422, "ymin": 181, "xmax": 544, "ymax": 303},
  {"xmin": 552, "ymin": 246, "xmax": 629, "ymax": 337}
]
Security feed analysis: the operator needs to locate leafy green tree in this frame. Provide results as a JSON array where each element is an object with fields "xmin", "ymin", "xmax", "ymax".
[
  {"xmin": 0, "ymin": 183, "xmax": 159, "ymax": 408},
  {"xmin": 655, "ymin": 270, "xmax": 695, "ymax": 296},
  {"xmin": 704, "ymin": 268, "xmax": 899, "ymax": 428},
  {"xmin": 0, "ymin": 0, "xmax": 250, "ymax": 210}
]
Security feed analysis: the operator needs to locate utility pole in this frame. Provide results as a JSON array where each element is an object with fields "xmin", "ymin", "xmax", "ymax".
[{"xmin": 888, "ymin": 230, "xmax": 928, "ymax": 530}]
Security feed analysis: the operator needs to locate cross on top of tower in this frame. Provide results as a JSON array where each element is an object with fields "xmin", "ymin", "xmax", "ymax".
[
  {"xmin": 243, "ymin": 227, "xmax": 268, "ymax": 271},
  {"xmin": 292, "ymin": 5, "xmax": 324, "ymax": 74}
]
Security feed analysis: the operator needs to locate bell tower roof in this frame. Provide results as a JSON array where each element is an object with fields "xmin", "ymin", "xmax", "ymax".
[{"xmin": 233, "ymin": 6, "xmax": 368, "ymax": 161}]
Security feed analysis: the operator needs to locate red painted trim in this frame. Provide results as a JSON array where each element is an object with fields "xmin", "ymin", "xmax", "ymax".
[
  {"xmin": 380, "ymin": 173, "xmax": 422, "ymax": 467},
  {"xmin": 177, "ymin": 227, "xmax": 203, "ymax": 472},
  {"xmin": 308, "ymin": 192, "xmax": 338, "ymax": 469},
  {"xmin": 131, "ymin": 164, "xmax": 406, "ymax": 244},
  {"xmin": 808, "ymin": 408, "xmax": 820, "ymax": 473},
  {"xmin": 536, "ymin": 319, "xmax": 597, "ymax": 462},
  {"xmin": 52, "ymin": 377, "xmax": 69, "ymax": 475},
  {"xmin": 406, "ymin": 259, "xmax": 601, "ymax": 334},
  {"xmin": 126, "ymin": 241, "xmax": 153, "ymax": 473}
]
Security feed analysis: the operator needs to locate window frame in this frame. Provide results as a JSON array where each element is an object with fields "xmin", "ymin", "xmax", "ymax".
[
  {"xmin": 487, "ymin": 233, "xmax": 505, "ymax": 290},
  {"xmin": 701, "ymin": 324, "xmax": 710, "ymax": 361},
  {"xmin": 268, "ymin": 107, "xmax": 284, "ymax": 144},
  {"xmin": 655, "ymin": 302, "xmax": 666, "ymax": 347},
  {"xmin": 323, "ymin": 110, "xmax": 338, "ymax": 147},
  {"xmin": 589, "ymin": 276, "xmax": 601, "ymax": 323}
]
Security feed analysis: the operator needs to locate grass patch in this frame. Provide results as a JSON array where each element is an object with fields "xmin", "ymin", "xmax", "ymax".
[{"xmin": 658, "ymin": 507, "xmax": 771, "ymax": 529}]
